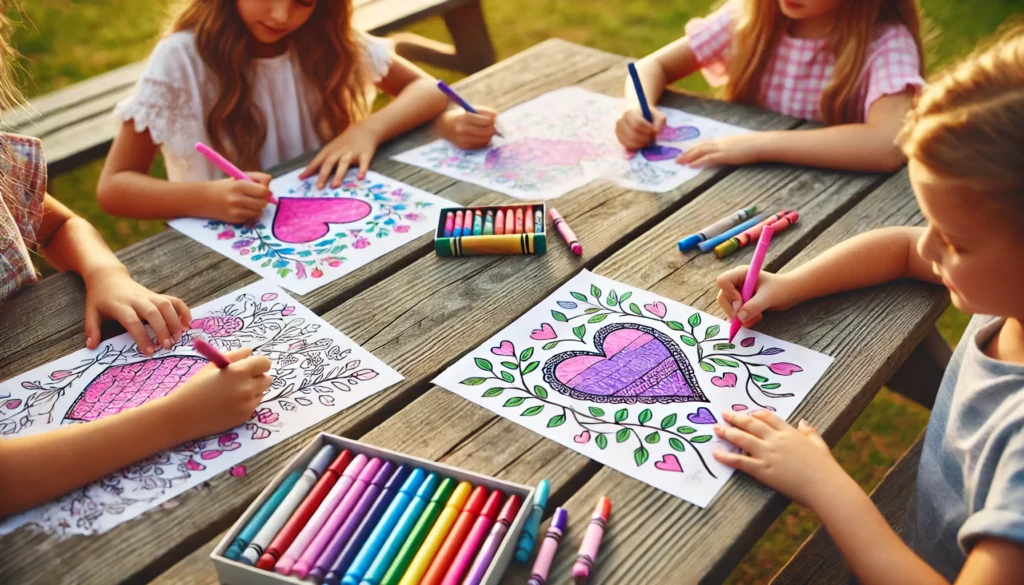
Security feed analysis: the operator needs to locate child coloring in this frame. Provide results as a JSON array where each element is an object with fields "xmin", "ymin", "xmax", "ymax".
[
  {"xmin": 98, "ymin": 0, "xmax": 495, "ymax": 224},
  {"xmin": 619, "ymin": 0, "xmax": 926, "ymax": 173},
  {"xmin": 714, "ymin": 28, "xmax": 1024, "ymax": 583}
]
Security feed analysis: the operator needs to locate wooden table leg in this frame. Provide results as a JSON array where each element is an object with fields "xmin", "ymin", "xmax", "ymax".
[
  {"xmin": 885, "ymin": 326, "xmax": 952, "ymax": 410},
  {"xmin": 390, "ymin": 0, "xmax": 497, "ymax": 74}
]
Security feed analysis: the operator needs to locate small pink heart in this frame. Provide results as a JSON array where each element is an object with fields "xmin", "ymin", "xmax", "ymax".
[
  {"xmin": 530, "ymin": 323, "xmax": 557, "ymax": 341},
  {"xmin": 490, "ymin": 341, "xmax": 515, "ymax": 356},
  {"xmin": 711, "ymin": 372, "xmax": 737, "ymax": 388},
  {"xmin": 574, "ymin": 430, "xmax": 591, "ymax": 444},
  {"xmin": 644, "ymin": 301, "xmax": 667, "ymax": 318},
  {"xmin": 732, "ymin": 404, "xmax": 749, "ymax": 412},
  {"xmin": 654, "ymin": 454, "xmax": 683, "ymax": 473}
]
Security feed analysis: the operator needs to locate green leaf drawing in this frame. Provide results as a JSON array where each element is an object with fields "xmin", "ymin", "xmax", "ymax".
[
  {"xmin": 482, "ymin": 388, "xmax": 503, "ymax": 397},
  {"xmin": 500, "ymin": 371, "xmax": 515, "ymax": 383},
  {"xmin": 543, "ymin": 342, "xmax": 558, "ymax": 350},
  {"xmin": 503, "ymin": 397, "xmax": 525, "ymax": 408},
  {"xmin": 644, "ymin": 431, "xmax": 661, "ymax": 444},
  {"xmin": 680, "ymin": 334, "xmax": 697, "ymax": 347},
  {"xmin": 666, "ymin": 321, "xmax": 685, "ymax": 331},
  {"xmin": 615, "ymin": 428, "xmax": 630, "ymax": 443},
  {"xmin": 571, "ymin": 292, "xmax": 588, "ymax": 302},
  {"xmin": 552, "ymin": 310, "xmax": 568, "ymax": 322},
  {"xmin": 589, "ymin": 407, "xmax": 605, "ymax": 418},
  {"xmin": 661, "ymin": 414, "xmax": 678, "ymax": 429},
  {"xmin": 713, "ymin": 343, "xmax": 736, "ymax": 351},
  {"xmin": 501, "ymin": 361, "xmax": 518, "ymax": 370},
  {"xmin": 711, "ymin": 358, "xmax": 739, "ymax": 368},
  {"xmin": 461, "ymin": 377, "xmax": 486, "ymax": 386},
  {"xmin": 619, "ymin": 292, "xmax": 632, "ymax": 303},
  {"xmin": 547, "ymin": 414, "xmax": 566, "ymax": 428},
  {"xmin": 596, "ymin": 434, "xmax": 608, "ymax": 449},
  {"xmin": 588, "ymin": 314, "xmax": 608, "ymax": 324},
  {"xmin": 629, "ymin": 303, "xmax": 642, "ymax": 315},
  {"xmin": 704, "ymin": 325, "xmax": 721, "ymax": 339},
  {"xmin": 688, "ymin": 313, "xmax": 702, "ymax": 328},
  {"xmin": 606, "ymin": 291, "xmax": 618, "ymax": 306},
  {"xmin": 573, "ymin": 325, "xmax": 586, "ymax": 340},
  {"xmin": 584, "ymin": 307, "xmax": 601, "ymax": 314},
  {"xmin": 638, "ymin": 409, "xmax": 653, "ymax": 425},
  {"xmin": 691, "ymin": 435, "xmax": 712, "ymax": 443},
  {"xmin": 522, "ymin": 405, "xmax": 544, "ymax": 417},
  {"xmin": 634, "ymin": 446, "xmax": 650, "ymax": 467},
  {"xmin": 591, "ymin": 284, "xmax": 602, "ymax": 298},
  {"xmin": 762, "ymin": 383, "xmax": 781, "ymax": 389},
  {"xmin": 700, "ymin": 362, "xmax": 716, "ymax": 373},
  {"xmin": 533, "ymin": 385, "xmax": 549, "ymax": 399},
  {"xmin": 520, "ymin": 348, "xmax": 534, "ymax": 362},
  {"xmin": 751, "ymin": 374, "xmax": 769, "ymax": 383},
  {"xmin": 669, "ymin": 438, "xmax": 687, "ymax": 452},
  {"xmin": 474, "ymin": 358, "xmax": 493, "ymax": 372},
  {"xmin": 522, "ymin": 361, "xmax": 539, "ymax": 375},
  {"xmin": 677, "ymin": 426, "xmax": 697, "ymax": 434},
  {"xmin": 614, "ymin": 409, "xmax": 628, "ymax": 423}
]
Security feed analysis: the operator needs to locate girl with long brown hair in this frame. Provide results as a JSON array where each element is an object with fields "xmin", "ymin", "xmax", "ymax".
[
  {"xmin": 97, "ymin": 0, "xmax": 490, "ymax": 223},
  {"xmin": 618, "ymin": 0, "xmax": 926, "ymax": 173}
]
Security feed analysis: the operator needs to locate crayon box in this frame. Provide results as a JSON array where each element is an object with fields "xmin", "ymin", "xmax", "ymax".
[
  {"xmin": 435, "ymin": 203, "xmax": 547, "ymax": 257},
  {"xmin": 211, "ymin": 432, "xmax": 536, "ymax": 585}
]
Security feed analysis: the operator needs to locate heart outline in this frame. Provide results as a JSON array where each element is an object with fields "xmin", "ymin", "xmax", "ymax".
[
  {"xmin": 271, "ymin": 197, "xmax": 372, "ymax": 244},
  {"xmin": 654, "ymin": 454, "xmax": 684, "ymax": 472},
  {"xmin": 711, "ymin": 372, "xmax": 737, "ymax": 388}
]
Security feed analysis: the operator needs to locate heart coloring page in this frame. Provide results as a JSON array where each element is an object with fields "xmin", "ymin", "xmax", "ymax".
[
  {"xmin": 170, "ymin": 168, "xmax": 456, "ymax": 295},
  {"xmin": 0, "ymin": 281, "xmax": 402, "ymax": 536},
  {"xmin": 434, "ymin": 271, "xmax": 832, "ymax": 508},
  {"xmin": 393, "ymin": 87, "xmax": 751, "ymax": 200}
]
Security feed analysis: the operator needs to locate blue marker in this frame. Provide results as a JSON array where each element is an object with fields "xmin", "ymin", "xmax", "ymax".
[
  {"xmin": 342, "ymin": 468, "xmax": 427, "ymax": 585},
  {"xmin": 628, "ymin": 63, "xmax": 653, "ymax": 123},
  {"xmin": 359, "ymin": 473, "xmax": 442, "ymax": 585},
  {"xmin": 514, "ymin": 479, "xmax": 550, "ymax": 564},
  {"xmin": 225, "ymin": 471, "xmax": 302, "ymax": 560},
  {"xmin": 697, "ymin": 213, "xmax": 769, "ymax": 253}
]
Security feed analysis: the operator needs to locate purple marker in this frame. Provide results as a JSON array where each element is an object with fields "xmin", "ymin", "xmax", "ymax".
[
  {"xmin": 463, "ymin": 494, "xmax": 523, "ymax": 585},
  {"xmin": 528, "ymin": 508, "xmax": 568, "ymax": 585}
]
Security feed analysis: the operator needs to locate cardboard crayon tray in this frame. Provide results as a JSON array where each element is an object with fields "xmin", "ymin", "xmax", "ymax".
[
  {"xmin": 434, "ymin": 203, "xmax": 547, "ymax": 257},
  {"xmin": 211, "ymin": 432, "xmax": 536, "ymax": 585}
]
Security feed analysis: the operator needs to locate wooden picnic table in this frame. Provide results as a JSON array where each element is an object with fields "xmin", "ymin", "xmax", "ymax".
[{"xmin": 0, "ymin": 39, "xmax": 948, "ymax": 585}]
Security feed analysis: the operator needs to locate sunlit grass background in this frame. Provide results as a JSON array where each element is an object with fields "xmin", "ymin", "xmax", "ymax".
[{"xmin": 10, "ymin": 1, "xmax": 1020, "ymax": 582}]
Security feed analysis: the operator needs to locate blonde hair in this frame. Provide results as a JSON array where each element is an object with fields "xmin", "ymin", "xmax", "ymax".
[
  {"xmin": 725, "ymin": 0, "xmax": 925, "ymax": 124},
  {"xmin": 900, "ymin": 24, "xmax": 1024, "ymax": 217},
  {"xmin": 0, "ymin": 2, "xmax": 24, "ymax": 111}
]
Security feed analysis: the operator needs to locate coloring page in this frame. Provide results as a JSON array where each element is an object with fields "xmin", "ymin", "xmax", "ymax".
[
  {"xmin": 393, "ymin": 87, "xmax": 750, "ymax": 200},
  {"xmin": 170, "ymin": 169, "xmax": 456, "ymax": 295},
  {"xmin": 0, "ymin": 281, "xmax": 402, "ymax": 536},
  {"xmin": 434, "ymin": 271, "xmax": 832, "ymax": 508}
]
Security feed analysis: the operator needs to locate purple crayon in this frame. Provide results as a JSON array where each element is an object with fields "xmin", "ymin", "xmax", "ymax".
[
  {"xmin": 463, "ymin": 494, "xmax": 522, "ymax": 585},
  {"xmin": 527, "ymin": 507, "xmax": 568, "ymax": 585},
  {"xmin": 571, "ymin": 497, "xmax": 611, "ymax": 584}
]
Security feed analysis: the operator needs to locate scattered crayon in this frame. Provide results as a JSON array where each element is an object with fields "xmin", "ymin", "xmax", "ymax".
[
  {"xmin": 495, "ymin": 209, "xmax": 505, "ymax": 235},
  {"xmin": 504, "ymin": 208, "xmax": 515, "ymax": 234},
  {"xmin": 514, "ymin": 479, "xmax": 550, "ymax": 563},
  {"xmin": 225, "ymin": 471, "xmax": 302, "ymax": 560},
  {"xmin": 463, "ymin": 494, "xmax": 522, "ymax": 585},
  {"xmin": 419, "ymin": 486, "xmax": 488, "ymax": 585},
  {"xmin": 360, "ymin": 473, "xmax": 442, "ymax": 585},
  {"xmin": 443, "ymin": 212, "xmax": 455, "ymax": 238},
  {"xmin": 380, "ymin": 478, "xmax": 456, "ymax": 585},
  {"xmin": 527, "ymin": 507, "xmax": 568, "ymax": 585},
  {"xmin": 397, "ymin": 482, "xmax": 473, "ymax": 585},
  {"xmin": 483, "ymin": 210, "xmax": 495, "ymax": 235},
  {"xmin": 571, "ymin": 497, "xmax": 612, "ymax": 585},
  {"xmin": 696, "ymin": 213, "xmax": 769, "ymax": 253},
  {"xmin": 514, "ymin": 208, "xmax": 524, "ymax": 234},
  {"xmin": 677, "ymin": 205, "xmax": 757, "ymax": 251},
  {"xmin": 549, "ymin": 208, "xmax": 582, "ymax": 256},
  {"xmin": 701, "ymin": 210, "xmax": 786, "ymax": 256},
  {"xmin": 453, "ymin": 210, "xmax": 464, "ymax": 238},
  {"xmin": 715, "ymin": 210, "xmax": 797, "ymax": 258},
  {"xmin": 440, "ymin": 489, "xmax": 504, "ymax": 585}
]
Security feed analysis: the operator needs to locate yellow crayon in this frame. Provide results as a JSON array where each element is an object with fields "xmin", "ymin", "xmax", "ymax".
[{"xmin": 397, "ymin": 482, "xmax": 473, "ymax": 585}]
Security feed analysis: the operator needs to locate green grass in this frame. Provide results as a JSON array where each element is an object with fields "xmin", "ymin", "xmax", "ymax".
[{"xmin": 10, "ymin": 1, "xmax": 1022, "ymax": 582}]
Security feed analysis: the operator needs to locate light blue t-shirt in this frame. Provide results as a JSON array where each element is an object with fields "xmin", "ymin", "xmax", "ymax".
[{"xmin": 908, "ymin": 315, "xmax": 1024, "ymax": 580}]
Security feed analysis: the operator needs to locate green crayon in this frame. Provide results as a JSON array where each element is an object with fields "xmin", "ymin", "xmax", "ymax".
[
  {"xmin": 483, "ymin": 210, "xmax": 495, "ymax": 235},
  {"xmin": 380, "ymin": 478, "xmax": 457, "ymax": 585}
]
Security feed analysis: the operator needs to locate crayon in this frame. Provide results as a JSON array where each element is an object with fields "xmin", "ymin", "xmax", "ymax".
[
  {"xmin": 696, "ymin": 213, "xmax": 769, "ymax": 253},
  {"xmin": 525, "ymin": 206, "xmax": 534, "ymax": 234},
  {"xmin": 710, "ymin": 210, "xmax": 788, "ymax": 260},
  {"xmin": 315, "ymin": 462, "xmax": 403, "ymax": 585},
  {"xmin": 276, "ymin": 454, "xmax": 369, "ymax": 576},
  {"xmin": 729, "ymin": 223, "xmax": 775, "ymax": 343},
  {"xmin": 483, "ymin": 210, "xmax": 495, "ymax": 235},
  {"xmin": 534, "ymin": 209, "xmax": 543, "ymax": 234},
  {"xmin": 192, "ymin": 337, "xmax": 231, "ymax": 368},
  {"xmin": 418, "ymin": 486, "xmax": 489, "ymax": 585},
  {"xmin": 195, "ymin": 141, "xmax": 278, "ymax": 205},
  {"xmin": 296, "ymin": 459, "xmax": 384, "ymax": 579},
  {"xmin": 440, "ymin": 489, "xmax": 503, "ymax": 585},
  {"xmin": 380, "ymin": 478, "xmax": 456, "ymax": 585},
  {"xmin": 527, "ymin": 507, "xmax": 569, "ymax": 585},
  {"xmin": 514, "ymin": 479, "xmax": 550, "ymax": 563},
  {"xmin": 397, "ymin": 482, "xmax": 473, "ymax": 585},
  {"xmin": 341, "ymin": 468, "xmax": 428, "ymax": 585},
  {"xmin": 257, "ymin": 450, "xmax": 355, "ymax": 571},
  {"xmin": 361, "ymin": 473, "xmax": 443, "ymax": 585},
  {"xmin": 463, "ymin": 494, "xmax": 522, "ymax": 585},
  {"xmin": 571, "ymin": 497, "xmax": 612, "ymax": 585},
  {"xmin": 548, "ymin": 209, "xmax": 581, "ymax": 256},
  {"xmin": 495, "ymin": 209, "xmax": 505, "ymax": 235},
  {"xmin": 225, "ymin": 471, "xmax": 302, "ymax": 560},
  {"xmin": 239, "ymin": 445, "xmax": 338, "ymax": 565},
  {"xmin": 504, "ymin": 208, "xmax": 515, "ymax": 235},
  {"xmin": 471, "ymin": 210, "xmax": 483, "ymax": 236},
  {"xmin": 627, "ymin": 63, "xmax": 653, "ymax": 123},
  {"xmin": 463, "ymin": 209, "xmax": 474, "ymax": 236},
  {"xmin": 677, "ymin": 205, "xmax": 758, "ymax": 251},
  {"xmin": 514, "ymin": 208, "xmax": 524, "ymax": 234},
  {"xmin": 453, "ymin": 210, "xmax": 464, "ymax": 238},
  {"xmin": 715, "ymin": 211, "xmax": 797, "ymax": 258},
  {"xmin": 443, "ymin": 212, "xmax": 455, "ymax": 238}
]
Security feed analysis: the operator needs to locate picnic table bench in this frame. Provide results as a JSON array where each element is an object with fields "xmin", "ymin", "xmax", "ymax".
[
  {"xmin": 0, "ymin": 0, "xmax": 495, "ymax": 177},
  {"xmin": 0, "ymin": 39, "xmax": 949, "ymax": 585}
]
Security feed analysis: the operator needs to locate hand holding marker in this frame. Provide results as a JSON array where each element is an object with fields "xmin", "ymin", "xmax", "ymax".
[
  {"xmin": 195, "ymin": 142, "xmax": 278, "ymax": 205},
  {"xmin": 436, "ymin": 80, "xmax": 505, "ymax": 138},
  {"xmin": 728, "ymin": 223, "xmax": 774, "ymax": 343}
]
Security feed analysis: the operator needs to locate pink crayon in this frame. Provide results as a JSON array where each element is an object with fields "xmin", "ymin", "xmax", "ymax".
[
  {"xmin": 440, "ymin": 490, "xmax": 504, "ymax": 585},
  {"xmin": 443, "ymin": 212, "xmax": 455, "ymax": 238},
  {"xmin": 453, "ymin": 210, "xmax": 465, "ymax": 237},
  {"xmin": 728, "ymin": 223, "xmax": 774, "ymax": 343},
  {"xmin": 463, "ymin": 209, "xmax": 475, "ymax": 235},
  {"xmin": 514, "ymin": 208, "xmax": 524, "ymax": 234},
  {"xmin": 527, "ymin": 507, "xmax": 568, "ymax": 585},
  {"xmin": 571, "ymin": 497, "xmax": 611, "ymax": 584},
  {"xmin": 463, "ymin": 494, "xmax": 522, "ymax": 585},
  {"xmin": 525, "ymin": 206, "xmax": 534, "ymax": 234},
  {"xmin": 504, "ymin": 208, "xmax": 515, "ymax": 234},
  {"xmin": 192, "ymin": 338, "xmax": 231, "ymax": 369},
  {"xmin": 549, "ymin": 208, "xmax": 582, "ymax": 256},
  {"xmin": 495, "ymin": 209, "xmax": 505, "ymax": 235}
]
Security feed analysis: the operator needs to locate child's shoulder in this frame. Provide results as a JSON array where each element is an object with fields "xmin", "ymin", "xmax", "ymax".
[
  {"xmin": 868, "ymin": 21, "xmax": 920, "ymax": 58},
  {"xmin": 139, "ymin": 30, "xmax": 205, "ymax": 83}
]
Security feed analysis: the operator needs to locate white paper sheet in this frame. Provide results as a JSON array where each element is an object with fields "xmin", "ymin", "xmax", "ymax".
[
  {"xmin": 434, "ymin": 271, "xmax": 832, "ymax": 508},
  {"xmin": 393, "ymin": 87, "xmax": 751, "ymax": 200},
  {"xmin": 170, "ymin": 168, "xmax": 456, "ymax": 295},
  {"xmin": 0, "ymin": 281, "xmax": 403, "ymax": 536}
]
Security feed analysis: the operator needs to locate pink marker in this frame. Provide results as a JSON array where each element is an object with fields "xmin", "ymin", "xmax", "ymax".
[
  {"xmin": 275, "ymin": 454, "xmax": 369, "ymax": 576},
  {"xmin": 527, "ymin": 507, "xmax": 568, "ymax": 585},
  {"xmin": 195, "ymin": 142, "xmax": 278, "ymax": 205},
  {"xmin": 571, "ymin": 496, "xmax": 611, "ymax": 584},
  {"xmin": 464, "ymin": 494, "xmax": 522, "ymax": 585},
  {"xmin": 440, "ymin": 490, "xmax": 504, "ymax": 585},
  {"xmin": 728, "ymin": 223, "xmax": 774, "ymax": 343},
  {"xmin": 192, "ymin": 338, "xmax": 231, "ymax": 369},
  {"xmin": 495, "ymin": 209, "xmax": 506, "ymax": 235},
  {"xmin": 549, "ymin": 208, "xmax": 582, "ymax": 256}
]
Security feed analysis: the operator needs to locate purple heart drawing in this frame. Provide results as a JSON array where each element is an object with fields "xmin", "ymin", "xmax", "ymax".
[
  {"xmin": 654, "ymin": 454, "xmax": 684, "ymax": 473},
  {"xmin": 272, "ymin": 197, "xmax": 372, "ymax": 244},
  {"xmin": 711, "ymin": 372, "xmax": 737, "ymax": 388},
  {"xmin": 640, "ymin": 145, "xmax": 683, "ymax": 162},
  {"xmin": 542, "ymin": 323, "xmax": 706, "ymax": 405},
  {"xmin": 658, "ymin": 125, "xmax": 701, "ymax": 142},
  {"xmin": 65, "ymin": 355, "xmax": 209, "ymax": 422},
  {"xmin": 491, "ymin": 341, "xmax": 515, "ymax": 356},
  {"xmin": 687, "ymin": 407, "xmax": 717, "ymax": 425}
]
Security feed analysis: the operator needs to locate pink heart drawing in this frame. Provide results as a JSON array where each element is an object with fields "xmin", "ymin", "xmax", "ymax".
[
  {"xmin": 65, "ymin": 356, "xmax": 209, "ymax": 422},
  {"xmin": 654, "ymin": 454, "xmax": 684, "ymax": 473},
  {"xmin": 272, "ymin": 197, "xmax": 372, "ymax": 244},
  {"xmin": 491, "ymin": 341, "xmax": 515, "ymax": 356},
  {"xmin": 574, "ymin": 430, "xmax": 591, "ymax": 444},
  {"xmin": 530, "ymin": 323, "xmax": 557, "ymax": 341},
  {"xmin": 644, "ymin": 302, "xmax": 667, "ymax": 318},
  {"xmin": 732, "ymin": 404, "xmax": 749, "ymax": 412},
  {"xmin": 711, "ymin": 373, "xmax": 737, "ymax": 388}
]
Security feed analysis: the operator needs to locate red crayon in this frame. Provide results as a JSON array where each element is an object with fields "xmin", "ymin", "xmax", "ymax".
[
  {"xmin": 440, "ymin": 490, "xmax": 504, "ymax": 585},
  {"xmin": 514, "ymin": 208, "xmax": 524, "ymax": 234},
  {"xmin": 419, "ymin": 486, "xmax": 489, "ymax": 585},
  {"xmin": 256, "ymin": 450, "xmax": 353, "ymax": 570},
  {"xmin": 495, "ymin": 209, "xmax": 505, "ymax": 235},
  {"xmin": 504, "ymin": 208, "xmax": 515, "ymax": 234}
]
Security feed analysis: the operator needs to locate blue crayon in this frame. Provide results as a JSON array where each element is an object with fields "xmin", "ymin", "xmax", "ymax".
[
  {"xmin": 472, "ymin": 210, "xmax": 483, "ymax": 236},
  {"xmin": 341, "ymin": 468, "xmax": 427, "ymax": 585},
  {"xmin": 514, "ymin": 479, "xmax": 550, "ymax": 564},
  {"xmin": 359, "ymin": 473, "xmax": 442, "ymax": 585},
  {"xmin": 697, "ymin": 213, "xmax": 768, "ymax": 253},
  {"xmin": 225, "ymin": 471, "xmax": 302, "ymax": 560},
  {"xmin": 628, "ymin": 63, "xmax": 653, "ymax": 123}
]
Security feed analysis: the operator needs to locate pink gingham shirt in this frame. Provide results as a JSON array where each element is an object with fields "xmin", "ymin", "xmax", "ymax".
[{"xmin": 686, "ymin": 4, "xmax": 924, "ymax": 122}]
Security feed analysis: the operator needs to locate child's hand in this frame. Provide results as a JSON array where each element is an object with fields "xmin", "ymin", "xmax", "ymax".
[
  {"xmin": 83, "ymin": 266, "xmax": 192, "ymax": 355},
  {"xmin": 164, "ymin": 348, "xmax": 272, "ymax": 439},
  {"xmin": 301, "ymin": 123, "xmax": 383, "ymax": 189},
  {"xmin": 615, "ymin": 108, "xmax": 667, "ymax": 151},
  {"xmin": 713, "ymin": 410, "xmax": 849, "ymax": 508},
  {"xmin": 716, "ymin": 268, "xmax": 798, "ymax": 329},
  {"xmin": 203, "ymin": 173, "xmax": 273, "ymax": 224},
  {"xmin": 677, "ymin": 134, "xmax": 765, "ymax": 167},
  {"xmin": 437, "ymin": 108, "xmax": 498, "ymax": 150}
]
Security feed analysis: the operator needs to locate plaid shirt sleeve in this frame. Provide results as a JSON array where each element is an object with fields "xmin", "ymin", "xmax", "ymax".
[
  {"xmin": 0, "ymin": 132, "xmax": 46, "ymax": 302},
  {"xmin": 686, "ymin": 3, "xmax": 736, "ymax": 68},
  {"xmin": 863, "ymin": 24, "xmax": 925, "ymax": 117}
]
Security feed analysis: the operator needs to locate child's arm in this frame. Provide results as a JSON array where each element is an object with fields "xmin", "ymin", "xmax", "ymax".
[
  {"xmin": 0, "ymin": 349, "xmax": 270, "ymax": 517},
  {"xmin": 97, "ymin": 124, "xmax": 273, "ymax": 223},
  {"xmin": 38, "ymin": 195, "xmax": 192, "ymax": 354},
  {"xmin": 301, "ymin": 56, "xmax": 447, "ymax": 189},
  {"xmin": 679, "ymin": 92, "xmax": 914, "ymax": 173},
  {"xmin": 716, "ymin": 226, "xmax": 941, "ymax": 328},
  {"xmin": 617, "ymin": 38, "xmax": 701, "ymax": 150}
]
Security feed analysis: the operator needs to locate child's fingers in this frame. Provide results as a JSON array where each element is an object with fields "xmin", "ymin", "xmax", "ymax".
[
  {"xmin": 652, "ymin": 110, "xmax": 667, "ymax": 133},
  {"xmin": 751, "ymin": 409, "xmax": 789, "ymax": 431},
  {"xmin": 300, "ymin": 152, "xmax": 326, "ymax": 180},
  {"xmin": 623, "ymin": 113, "xmax": 655, "ymax": 137},
  {"xmin": 330, "ymin": 154, "xmax": 355, "ymax": 188},
  {"xmin": 715, "ymin": 267, "xmax": 747, "ymax": 314},
  {"xmin": 722, "ymin": 410, "xmax": 776, "ymax": 439},
  {"xmin": 223, "ymin": 347, "xmax": 254, "ymax": 362},
  {"xmin": 713, "ymin": 449, "xmax": 762, "ymax": 474},
  {"xmin": 84, "ymin": 305, "xmax": 102, "ymax": 349},
  {"xmin": 462, "ymin": 113, "xmax": 496, "ymax": 128},
  {"xmin": 111, "ymin": 306, "xmax": 155, "ymax": 354},
  {"xmin": 357, "ymin": 153, "xmax": 372, "ymax": 180},
  {"xmin": 246, "ymin": 171, "xmax": 273, "ymax": 186},
  {"xmin": 797, "ymin": 420, "xmax": 829, "ymax": 449},
  {"xmin": 238, "ymin": 354, "xmax": 273, "ymax": 376},
  {"xmin": 135, "ymin": 300, "xmax": 173, "ymax": 350},
  {"xmin": 167, "ymin": 296, "xmax": 192, "ymax": 329},
  {"xmin": 714, "ymin": 423, "xmax": 767, "ymax": 455},
  {"xmin": 315, "ymin": 153, "xmax": 340, "ymax": 189},
  {"xmin": 474, "ymin": 106, "xmax": 499, "ymax": 117},
  {"xmin": 153, "ymin": 296, "xmax": 184, "ymax": 343},
  {"xmin": 237, "ymin": 181, "xmax": 273, "ymax": 201}
]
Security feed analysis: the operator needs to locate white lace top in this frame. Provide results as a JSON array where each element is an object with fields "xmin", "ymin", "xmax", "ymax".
[{"xmin": 114, "ymin": 30, "xmax": 393, "ymax": 182}]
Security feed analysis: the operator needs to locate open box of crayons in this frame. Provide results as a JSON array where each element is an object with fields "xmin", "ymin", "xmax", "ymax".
[
  {"xmin": 434, "ymin": 203, "xmax": 547, "ymax": 257},
  {"xmin": 211, "ymin": 432, "xmax": 535, "ymax": 585}
]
